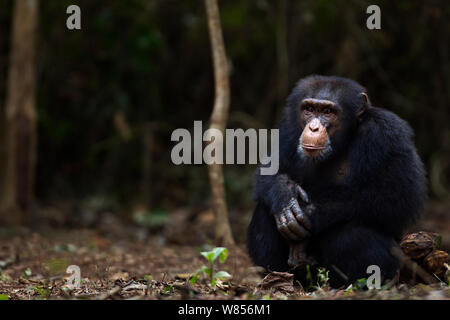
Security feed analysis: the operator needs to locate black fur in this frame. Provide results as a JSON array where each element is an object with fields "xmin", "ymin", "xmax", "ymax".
[{"xmin": 247, "ymin": 75, "xmax": 427, "ymax": 288}]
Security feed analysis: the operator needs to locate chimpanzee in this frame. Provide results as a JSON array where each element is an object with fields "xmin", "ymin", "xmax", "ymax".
[{"xmin": 247, "ymin": 75, "xmax": 427, "ymax": 288}]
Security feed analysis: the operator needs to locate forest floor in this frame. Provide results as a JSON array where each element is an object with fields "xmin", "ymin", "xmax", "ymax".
[{"xmin": 0, "ymin": 202, "xmax": 449, "ymax": 300}]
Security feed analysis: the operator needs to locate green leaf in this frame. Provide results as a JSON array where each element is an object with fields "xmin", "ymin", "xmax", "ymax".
[
  {"xmin": 203, "ymin": 267, "xmax": 212, "ymax": 277},
  {"xmin": 212, "ymin": 247, "xmax": 228, "ymax": 263},
  {"xmin": 34, "ymin": 286, "xmax": 50, "ymax": 299},
  {"xmin": 0, "ymin": 294, "xmax": 9, "ymax": 300},
  {"xmin": 201, "ymin": 247, "xmax": 228, "ymax": 263},
  {"xmin": 218, "ymin": 248, "xmax": 228, "ymax": 263},
  {"xmin": 215, "ymin": 271, "xmax": 231, "ymax": 280},
  {"xmin": 192, "ymin": 266, "xmax": 211, "ymax": 279},
  {"xmin": 355, "ymin": 278, "xmax": 367, "ymax": 290},
  {"xmin": 200, "ymin": 251, "xmax": 215, "ymax": 263},
  {"xmin": 143, "ymin": 275, "xmax": 153, "ymax": 282},
  {"xmin": 23, "ymin": 268, "xmax": 32, "ymax": 278},
  {"xmin": 189, "ymin": 275, "xmax": 198, "ymax": 285},
  {"xmin": 161, "ymin": 285, "xmax": 173, "ymax": 295}
]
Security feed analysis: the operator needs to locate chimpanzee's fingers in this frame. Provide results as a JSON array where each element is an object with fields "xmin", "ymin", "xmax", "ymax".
[
  {"xmin": 284, "ymin": 204, "xmax": 310, "ymax": 239},
  {"xmin": 275, "ymin": 212, "xmax": 298, "ymax": 241},
  {"xmin": 290, "ymin": 199, "xmax": 313, "ymax": 231},
  {"xmin": 296, "ymin": 211, "xmax": 313, "ymax": 232},
  {"xmin": 296, "ymin": 185, "xmax": 310, "ymax": 204}
]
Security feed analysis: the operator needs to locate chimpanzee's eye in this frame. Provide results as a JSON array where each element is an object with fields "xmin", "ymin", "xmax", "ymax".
[
  {"xmin": 323, "ymin": 108, "xmax": 332, "ymax": 114},
  {"xmin": 305, "ymin": 105, "xmax": 313, "ymax": 113}
]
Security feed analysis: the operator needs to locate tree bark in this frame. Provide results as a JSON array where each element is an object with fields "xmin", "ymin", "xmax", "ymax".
[
  {"xmin": 275, "ymin": 0, "xmax": 289, "ymax": 110},
  {"xmin": 0, "ymin": 0, "xmax": 39, "ymax": 225},
  {"xmin": 204, "ymin": 0, "xmax": 234, "ymax": 246}
]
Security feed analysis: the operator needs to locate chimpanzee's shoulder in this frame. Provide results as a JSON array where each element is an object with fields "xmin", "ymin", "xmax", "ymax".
[
  {"xmin": 349, "ymin": 107, "xmax": 417, "ymax": 178},
  {"xmin": 360, "ymin": 107, "xmax": 414, "ymax": 148}
]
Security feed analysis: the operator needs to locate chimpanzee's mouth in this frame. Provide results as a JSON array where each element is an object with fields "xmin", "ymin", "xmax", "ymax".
[
  {"xmin": 298, "ymin": 137, "xmax": 332, "ymax": 161},
  {"xmin": 301, "ymin": 144, "xmax": 327, "ymax": 151}
]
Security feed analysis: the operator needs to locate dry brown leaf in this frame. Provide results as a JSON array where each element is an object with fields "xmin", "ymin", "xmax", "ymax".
[
  {"xmin": 423, "ymin": 250, "xmax": 449, "ymax": 274},
  {"xmin": 400, "ymin": 232, "xmax": 436, "ymax": 260},
  {"xmin": 258, "ymin": 271, "xmax": 295, "ymax": 293}
]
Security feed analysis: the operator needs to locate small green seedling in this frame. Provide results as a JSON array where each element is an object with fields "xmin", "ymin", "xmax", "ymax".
[
  {"xmin": 305, "ymin": 264, "xmax": 313, "ymax": 290},
  {"xmin": 344, "ymin": 278, "xmax": 367, "ymax": 293},
  {"xmin": 305, "ymin": 265, "xmax": 330, "ymax": 291},
  {"xmin": 190, "ymin": 247, "xmax": 231, "ymax": 287},
  {"xmin": 161, "ymin": 284, "xmax": 173, "ymax": 295},
  {"xmin": 34, "ymin": 286, "xmax": 50, "ymax": 299},
  {"xmin": 354, "ymin": 277, "xmax": 368, "ymax": 290},
  {"xmin": 316, "ymin": 267, "xmax": 330, "ymax": 289},
  {"xmin": 23, "ymin": 268, "xmax": 32, "ymax": 279}
]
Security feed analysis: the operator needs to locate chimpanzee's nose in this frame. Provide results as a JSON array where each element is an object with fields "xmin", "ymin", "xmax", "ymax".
[{"xmin": 309, "ymin": 118, "xmax": 320, "ymax": 132}]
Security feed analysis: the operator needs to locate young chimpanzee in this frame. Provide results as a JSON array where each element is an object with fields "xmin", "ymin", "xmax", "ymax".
[{"xmin": 247, "ymin": 75, "xmax": 427, "ymax": 288}]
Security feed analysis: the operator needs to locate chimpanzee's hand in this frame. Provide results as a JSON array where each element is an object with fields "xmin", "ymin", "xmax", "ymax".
[{"xmin": 274, "ymin": 185, "xmax": 314, "ymax": 241}]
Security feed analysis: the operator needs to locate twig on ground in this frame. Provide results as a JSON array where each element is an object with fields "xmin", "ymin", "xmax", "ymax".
[
  {"xmin": 96, "ymin": 286, "xmax": 121, "ymax": 300},
  {"xmin": 392, "ymin": 247, "xmax": 436, "ymax": 284}
]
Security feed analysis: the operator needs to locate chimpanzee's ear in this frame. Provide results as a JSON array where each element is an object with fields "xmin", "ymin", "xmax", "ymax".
[{"xmin": 356, "ymin": 92, "xmax": 371, "ymax": 120}]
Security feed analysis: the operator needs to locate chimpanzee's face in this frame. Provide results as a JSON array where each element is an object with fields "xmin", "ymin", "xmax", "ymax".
[
  {"xmin": 297, "ymin": 97, "xmax": 342, "ymax": 161},
  {"xmin": 291, "ymin": 77, "xmax": 370, "ymax": 162}
]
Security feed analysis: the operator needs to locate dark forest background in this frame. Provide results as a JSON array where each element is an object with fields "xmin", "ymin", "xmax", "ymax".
[{"xmin": 0, "ymin": 0, "xmax": 449, "ymax": 243}]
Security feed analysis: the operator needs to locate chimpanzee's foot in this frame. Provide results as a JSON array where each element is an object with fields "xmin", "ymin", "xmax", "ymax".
[{"xmin": 288, "ymin": 242, "xmax": 318, "ymax": 270}]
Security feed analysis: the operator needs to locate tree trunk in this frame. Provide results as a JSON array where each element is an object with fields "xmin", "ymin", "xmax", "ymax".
[
  {"xmin": 204, "ymin": 0, "xmax": 234, "ymax": 246},
  {"xmin": 275, "ymin": 0, "xmax": 289, "ymax": 111},
  {"xmin": 0, "ymin": 0, "xmax": 39, "ymax": 225},
  {"xmin": 141, "ymin": 121, "xmax": 154, "ymax": 208}
]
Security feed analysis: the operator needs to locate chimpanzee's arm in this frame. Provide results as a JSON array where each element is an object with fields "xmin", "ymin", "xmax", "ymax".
[
  {"xmin": 253, "ymin": 167, "xmax": 312, "ymax": 241},
  {"xmin": 253, "ymin": 168, "xmax": 298, "ymax": 214}
]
